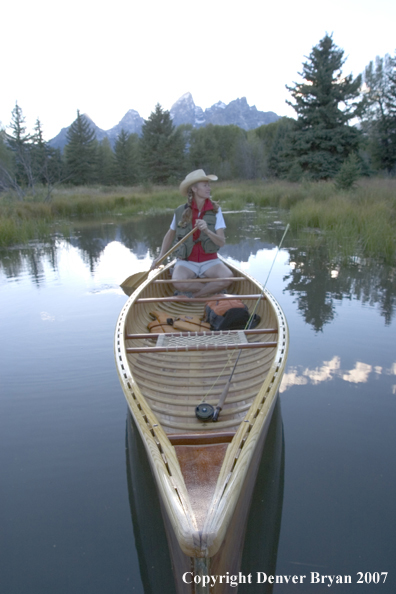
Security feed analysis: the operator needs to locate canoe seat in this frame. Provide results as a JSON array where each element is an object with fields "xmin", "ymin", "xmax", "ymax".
[
  {"xmin": 157, "ymin": 330, "xmax": 248, "ymax": 348},
  {"xmin": 168, "ymin": 431, "xmax": 236, "ymax": 446}
]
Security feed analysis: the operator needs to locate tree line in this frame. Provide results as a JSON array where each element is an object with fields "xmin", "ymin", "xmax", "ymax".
[{"xmin": 1, "ymin": 34, "xmax": 396, "ymax": 199}]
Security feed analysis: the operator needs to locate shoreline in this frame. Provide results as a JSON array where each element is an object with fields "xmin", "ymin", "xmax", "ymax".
[{"xmin": 0, "ymin": 178, "xmax": 395, "ymax": 263}]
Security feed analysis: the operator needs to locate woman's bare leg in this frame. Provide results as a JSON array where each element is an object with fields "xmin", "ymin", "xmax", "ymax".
[
  {"xmin": 193, "ymin": 262, "xmax": 234, "ymax": 297},
  {"xmin": 172, "ymin": 261, "xmax": 234, "ymax": 297},
  {"xmin": 171, "ymin": 264, "xmax": 199, "ymax": 294}
]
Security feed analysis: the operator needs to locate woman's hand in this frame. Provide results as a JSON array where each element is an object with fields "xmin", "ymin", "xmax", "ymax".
[
  {"xmin": 196, "ymin": 220, "xmax": 225, "ymax": 247},
  {"xmin": 150, "ymin": 256, "xmax": 162, "ymax": 270},
  {"xmin": 195, "ymin": 219, "xmax": 208, "ymax": 233}
]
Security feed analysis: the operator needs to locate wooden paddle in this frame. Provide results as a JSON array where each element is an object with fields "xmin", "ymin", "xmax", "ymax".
[{"xmin": 120, "ymin": 226, "xmax": 198, "ymax": 296}]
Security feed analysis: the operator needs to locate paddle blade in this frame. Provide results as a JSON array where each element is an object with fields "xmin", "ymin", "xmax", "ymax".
[{"xmin": 120, "ymin": 270, "xmax": 149, "ymax": 296}]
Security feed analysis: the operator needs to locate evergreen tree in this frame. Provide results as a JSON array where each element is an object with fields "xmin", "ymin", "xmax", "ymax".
[
  {"xmin": 234, "ymin": 132, "xmax": 266, "ymax": 179},
  {"xmin": 334, "ymin": 153, "xmax": 360, "ymax": 190},
  {"xmin": 5, "ymin": 102, "xmax": 34, "ymax": 187},
  {"xmin": 96, "ymin": 137, "xmax": 116, "ymax": 186},
  {"xmin": 30, "ymin": 119, "xmax": 64, "ymax": 199},
  {"xmin": 64, "ymin": 110, "xmax": 97, "ymax": 184},
  {"xmin": 140, "ymin": 104, "xmax": 185, "ymax": 184},
  {"xmin": 31, "ymin": 118, "xmax": 49, "ymax": 185},
  {"xmin": 386, "ymin": 56, "xmax": 396, "ymax": 172},
  {"xmin": 362, "ymin": 53, "xmax": 396, "ymax": 173},
  {"xmin": 214, "ymin": 125, "xmax": 246, "ymax": 178},
  {"xmin": 188, "ymin": 125, "xmax": 220, "ymax": 173},
  {"xmin": 0, "ymin": 128, "xmax": 16, "ymax": 192},
  {"xmin": 255, "ymin": 117, "xmax": 296, "ymax": 177},
  {"xmin": 114, "ymin": 130, "xmax": 140, "ymax": 184},
  {"xmin": 286, "ymin": 34, "xmax": 363, "ymax": 179},
  {"xmin": 188, "ymin": 124, "xmax": 245, "ymax": 178}
]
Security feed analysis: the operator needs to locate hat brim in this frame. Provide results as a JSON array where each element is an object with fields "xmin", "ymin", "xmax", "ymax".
[{"xmin": 179, "ymin": 174, "xmax": 218, "ymax": 196}]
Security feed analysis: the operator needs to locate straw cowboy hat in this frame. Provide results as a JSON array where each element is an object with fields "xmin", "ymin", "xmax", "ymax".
[{"xmin": 179, "ymin": 169, "xmax": 218, "ymax": 196}]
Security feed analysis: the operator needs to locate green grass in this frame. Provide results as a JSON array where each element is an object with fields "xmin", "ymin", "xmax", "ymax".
[
  {"xmin": 288, "ymin": 179, "xmax": 396, "ymax": 262},
  {"xmin": 1, "ymin": 179, "xmax": 395, "ymax": 262},
  {"xmin": 49, "ymin": 185, "xmax": 182, "ymax": 218},
  {"xmin": 0, "ymin": 215, "xmax": 52, "ymax": 246}
]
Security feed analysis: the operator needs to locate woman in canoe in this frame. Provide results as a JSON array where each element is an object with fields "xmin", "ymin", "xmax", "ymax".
[{"xmin": 150, "ymin": 169, "xmax": 233, "ymax": 297}]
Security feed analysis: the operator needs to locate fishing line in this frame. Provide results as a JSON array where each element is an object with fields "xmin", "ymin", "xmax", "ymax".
[
  {"xmin": 196, "ymin": 223, "xmax": 290, "ymax": 421},
  {"xmin": 244, "ymin": 223, "xmax": 290, "ymax": 328}
]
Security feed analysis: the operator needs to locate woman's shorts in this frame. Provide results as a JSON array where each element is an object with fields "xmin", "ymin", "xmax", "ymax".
[{"xmin": 174, "ymin": 259, "xmax": 219, "ymax": 278}]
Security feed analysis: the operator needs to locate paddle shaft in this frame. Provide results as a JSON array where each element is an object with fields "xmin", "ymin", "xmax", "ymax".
[{"xmin": 154, "ymin": 225, "xmax": 198, "ymax": 268}]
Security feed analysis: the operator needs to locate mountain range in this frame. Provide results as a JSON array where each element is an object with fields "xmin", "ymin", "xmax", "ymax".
[{"xmin": 49, "ymin": 92, "xmax": 280, "ymax": 151}]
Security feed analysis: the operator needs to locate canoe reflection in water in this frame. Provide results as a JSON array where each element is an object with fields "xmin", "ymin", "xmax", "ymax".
[{"xmin": 125, "ymin": 398, "xmax": 284, "ymax": 594}]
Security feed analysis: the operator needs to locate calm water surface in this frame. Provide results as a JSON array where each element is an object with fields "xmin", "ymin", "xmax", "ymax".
[{"xmin": 1, "ymin": 212, "xmax": 395, "ymax": 593}]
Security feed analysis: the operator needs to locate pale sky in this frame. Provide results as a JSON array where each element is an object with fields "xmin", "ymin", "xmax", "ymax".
[{"xmin": 1, "ymin": 0, "xmax": 395, "ymax": 140}]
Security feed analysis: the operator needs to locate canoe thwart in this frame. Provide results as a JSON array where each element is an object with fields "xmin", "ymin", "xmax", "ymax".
[{"xmin": 126, "ymin": 341, "xmax": 278, "ymax": 354}]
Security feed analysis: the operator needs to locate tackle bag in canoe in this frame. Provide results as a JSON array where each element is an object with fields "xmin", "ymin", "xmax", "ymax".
[{"xmin": 204, "ymin": 295, "xmax": 261, "ymax": 331}]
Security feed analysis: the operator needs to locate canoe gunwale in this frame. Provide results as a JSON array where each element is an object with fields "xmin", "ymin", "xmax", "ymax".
[{"xmin": 114, "ymin": 257, "xmax": 289, "ymax": 558}]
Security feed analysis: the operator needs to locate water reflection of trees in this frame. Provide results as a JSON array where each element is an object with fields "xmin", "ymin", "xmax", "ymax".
[
  {"xmin": 0, "ymin": 242, "xmax": 58, "ymax": 285},
  {"xmin": 1, "ymin": 216, "xmax": 395, "ymax": 330},
  {"xmin": 67, "ymin": 214, "xmax": 173, "ymax": 270},
  {"xmin": 64, "ymin": 212, "xmax": 284, "ymax": 266},
  {"xmin": 284, "ymin": 245, "xmax": 396, "ymax": 330}
]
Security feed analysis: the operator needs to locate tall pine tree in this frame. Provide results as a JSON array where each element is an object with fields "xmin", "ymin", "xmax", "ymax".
[
  {"xmin": 31, "ymin": 118, "xmax": 48, "ymax": 185},
  {"xmin": 6, "ymin": 102, "xmax": 34, "ymax": 187},
  {"xmin": 362, "ymin": 53, "xmax": 396, "ymax": 173},
  {"xmin": 114, "ymin": 130, "xmax": 140, "ymax": 184},
  {"xmin": 96, "ymin": 137, "xmax": 116, "ymax": 186},
  {"xmin": 140, "ymin": 104, "xmax": 184, "ymax": 184},
  {"xmin": 386, "ymin": 55, "xmax": 396, "ymax": 173},
  {"xmin": 286, "ymin": 35, "xmax": 363, "ymax": 179},
  {"xmin": 64, "ymin": 111, "xmax": 97, "ymax": 184},
  {"xmin": 0, "ymin": 128, "xmax": 16, "ymax": 192}
]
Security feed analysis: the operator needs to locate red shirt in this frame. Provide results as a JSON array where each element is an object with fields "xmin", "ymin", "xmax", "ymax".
[{"xmin": 189, "ymin": 199, "xmax": 218, "ymax": 262}]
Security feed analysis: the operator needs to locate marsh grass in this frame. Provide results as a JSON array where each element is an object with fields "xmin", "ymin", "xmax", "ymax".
[
  {"xmin": 289, "ymin": 180, "xmax": 396, "ymax": 262},
  {"xmin": 1, "ymin": 179, "xmax": 395, "ymax": 261},
  {"xmin": 50, "ymin": 185, "xmax": 182, "ymax": 218},
  {"xmin": 0, "ymin": 215, "xmax": 52, "ymax": 247}
]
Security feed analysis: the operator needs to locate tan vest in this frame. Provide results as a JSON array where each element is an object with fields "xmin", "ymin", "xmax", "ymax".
[{"xmin": 173, "ymin": 204, "xmax": 219, "ymax": 259}]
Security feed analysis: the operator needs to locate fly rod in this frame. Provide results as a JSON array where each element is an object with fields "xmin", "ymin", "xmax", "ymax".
[{"xmin": 211, "ymin": 224, "xmax": 290, "ymax": 422}]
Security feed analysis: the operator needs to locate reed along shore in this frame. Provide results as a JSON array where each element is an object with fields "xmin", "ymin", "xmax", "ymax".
[{"xmin": 0, "ymin": 178, "xmax": 395, "ymax": 263}]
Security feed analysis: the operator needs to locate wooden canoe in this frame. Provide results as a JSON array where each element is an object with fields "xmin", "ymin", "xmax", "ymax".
[{"xmin": 114, "ymin": 257, "xmax": 289, "ymax": 593}]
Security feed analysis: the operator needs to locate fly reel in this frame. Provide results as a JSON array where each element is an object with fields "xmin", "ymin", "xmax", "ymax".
[{"xmin": 195, "ymin": 403, "xmax": 215, "ymax": 421}]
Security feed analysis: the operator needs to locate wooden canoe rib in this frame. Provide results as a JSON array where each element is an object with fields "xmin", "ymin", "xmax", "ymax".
[{"xmin": 114, "ymin": 256, "xmax": 289, "ymax": 593}]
